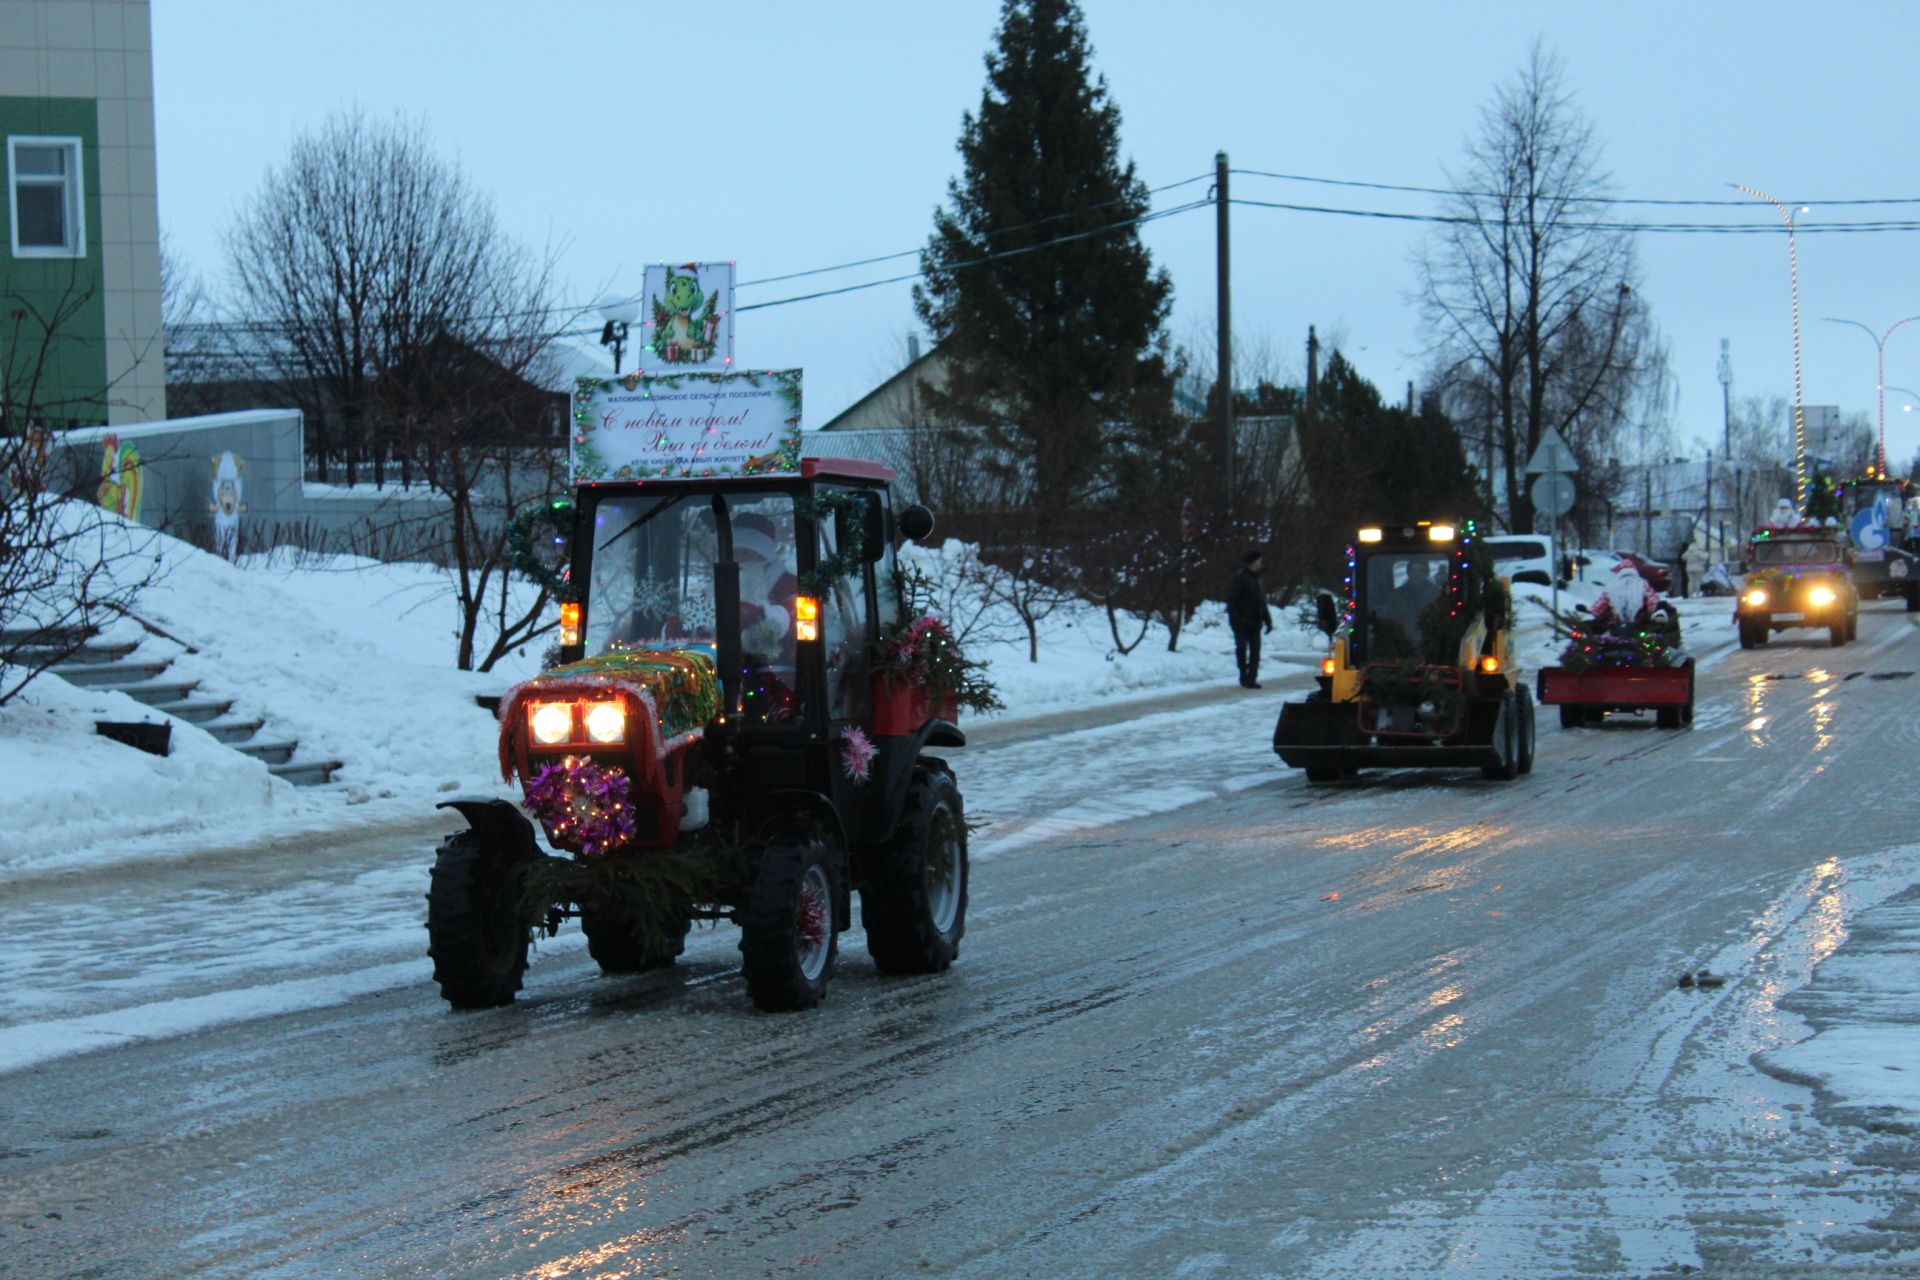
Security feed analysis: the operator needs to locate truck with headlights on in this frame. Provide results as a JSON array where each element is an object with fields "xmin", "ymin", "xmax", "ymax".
[{"xmin": 1735, "ymin": 523, "xmax": 1858, "ymax": 648}]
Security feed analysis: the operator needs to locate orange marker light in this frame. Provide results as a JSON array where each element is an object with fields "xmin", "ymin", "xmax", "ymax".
[
  {"xmin": 794, "ymin": 595, "xmax": 821, "ymax": 642},
  {"xmin": 1321, "ymin": 658, "xmax": 1336, "ymax": 675},
  {"xmin": 559, "ymin": 602, "xmax": 582, "ymax": 647},
  {"xmin": 1479, "ymin": 655, "xmax": 1501, "ymax": 674}
]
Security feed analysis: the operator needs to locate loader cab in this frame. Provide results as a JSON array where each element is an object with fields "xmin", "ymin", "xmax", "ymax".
[{"xmin": 1345, "ymin": 522, "xmax": 1483, "ymax": 670}]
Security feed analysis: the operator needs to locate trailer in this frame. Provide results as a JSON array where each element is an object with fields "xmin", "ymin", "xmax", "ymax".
[{"xmin": 1537, "ymin": 660, "xmax": 1694, "ymax": 730}]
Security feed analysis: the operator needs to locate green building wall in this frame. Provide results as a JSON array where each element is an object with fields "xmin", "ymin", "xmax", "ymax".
[{"xmin": 0, "ymin": 95, "xmax": 107, "ymax": 428}]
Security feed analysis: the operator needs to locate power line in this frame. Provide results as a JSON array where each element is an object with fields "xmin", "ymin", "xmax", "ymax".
[
  {"xmin": 736, "ymin": 198, "xmax": 1213, "ymax": 313},
  {"xmin": 1228, "ymin": 196, "xmax": 1920, "ymax": 234},
  {"xmin": 1230, "ymin": 167, "xmax": 1920, "ymax": 209},
  {"xmin": 736, "ymin": 171, "xmax": 1213, "ymax": 289}
]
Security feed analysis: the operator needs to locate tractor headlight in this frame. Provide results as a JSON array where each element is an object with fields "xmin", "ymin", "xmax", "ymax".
[
  {"xmin": 1743, "ymin": 588, "xmax": 1769, "ymax": 608},
  {"xmin": 1808, "ymin": 585, "xmax": 1837, "ymax": 608},
  {"xmin": 584, "ymin": 700, "xmax": 627, "ymax": 744},
  {"xmin": 530, "ymin": 702, "xmax": 574, "ymax": 745}
]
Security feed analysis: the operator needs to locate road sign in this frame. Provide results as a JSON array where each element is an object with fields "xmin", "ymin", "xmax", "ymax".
[
  {"xmin": 1531, "ymin": 471, "xmax": 1575, "ymax": 518},
  {"xmin": 1524, "ymin": 426, "xmax": 1579, "ymax": 475}
]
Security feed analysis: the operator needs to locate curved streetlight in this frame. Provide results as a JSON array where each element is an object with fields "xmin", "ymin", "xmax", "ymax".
[
  {"xmin": 1824, "ymin": 315, "xmax": 1920, "ymax": 477},
  {"xmin": 1733, "ymin": 184, "xmax": 1810, "ymax": 513}
]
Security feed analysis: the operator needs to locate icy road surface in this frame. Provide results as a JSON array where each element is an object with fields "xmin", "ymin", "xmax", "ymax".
[{"xmin": 4, "ymin": 606, "xmax": 1920, "ymax": 1277}]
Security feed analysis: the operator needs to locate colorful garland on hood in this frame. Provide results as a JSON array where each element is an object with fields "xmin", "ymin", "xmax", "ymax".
[{"xmin": 497, "ymin": 645, "xmax": 720, "ymax": 783}]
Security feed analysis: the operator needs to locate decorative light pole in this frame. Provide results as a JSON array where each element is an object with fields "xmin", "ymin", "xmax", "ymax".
[
  {"xmin": 597, "ymin": 294, "xmax": 641, "ymax": 375},
  {"xmin": 1824, "ymin": 315, "xmax": 1920, "ymax": 477},
  {"xmin": 1733, "ymin": 184, "xmax": 1809, "ymax": 513}
]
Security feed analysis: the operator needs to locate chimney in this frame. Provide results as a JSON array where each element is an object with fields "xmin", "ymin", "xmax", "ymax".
[{"xmin": 907, "ymin": 333, "xmax": 921, "ymax": 365}]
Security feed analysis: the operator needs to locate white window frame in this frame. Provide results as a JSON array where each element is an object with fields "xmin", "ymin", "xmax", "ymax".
[{"xmin": 8, "ymin": 135, "xmax": 87, "ymax": 259}]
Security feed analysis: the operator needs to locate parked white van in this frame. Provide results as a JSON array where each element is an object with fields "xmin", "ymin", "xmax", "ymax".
[{"xmin": 1483, "ymin": 534, "xmax": 1559, "ymax": 587}]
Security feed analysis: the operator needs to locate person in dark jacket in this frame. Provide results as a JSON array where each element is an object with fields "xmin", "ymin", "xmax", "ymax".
[{"xmin": 1227, "ymin": 549, "xmax": 1274, "ymax": 688}]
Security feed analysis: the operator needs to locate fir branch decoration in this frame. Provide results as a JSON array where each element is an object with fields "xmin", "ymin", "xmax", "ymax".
[
  {"xmin": 875, "ymin": 614, "xmax": 1002, "ymax": 714},
  {"xmin": 506, "ymin": 500, "xmax": 576, "ymax": 601}
]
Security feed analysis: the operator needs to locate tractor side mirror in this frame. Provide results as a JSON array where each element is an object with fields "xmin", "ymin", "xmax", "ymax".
[
  {"xmin": 897, "ymin": 503, "xmax": 936, "ymax": 544},
  {"xmin": 1573, "ymin": 602, "xmax": 1591, "ymax": 614},
  {"xmin": 1315, "ymin": 592, "xmax": 1338, "ymax": 636}
]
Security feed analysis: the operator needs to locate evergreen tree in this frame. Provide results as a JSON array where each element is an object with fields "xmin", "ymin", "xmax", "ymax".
[{"xmin": 914, "ymin": 0, "xmax": 1176, "ymax": 512}]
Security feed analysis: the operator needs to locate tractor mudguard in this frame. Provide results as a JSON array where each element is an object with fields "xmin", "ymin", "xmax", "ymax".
[
  {"xmin": 436, "ymin": 798, "xmax": 541, "ymax": 862},
  {"xmin": 1274, "ymin": 697, "xmax": 1348, "ymax": 753}
]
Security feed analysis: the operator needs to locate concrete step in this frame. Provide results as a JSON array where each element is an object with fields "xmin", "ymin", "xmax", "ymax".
[
  {"xmin": 269, "ymin": 759, "xmax": 342, "ymax": 787},
  {"xmin": 235, "ymin": 739, "xmax": 298, "ymax": 766},
  {"xmin": 200, "ymin": 717, "xmax": 264, "ymax": 745},
  {"xmin": 0, "ymin": 625, "xmax": 96, "ymax": 649},
  {"xmin": 19, "ymin": 641, "xmax": 138, "ymax": 667},
  {"xmin": 151, "ymin": 697, "xmax": 234, "ymax": 725},
  {"xmin": 52, "ymin": 658, "xmax": 172, "ymax": 688},
  {"xmin": 119, "ymin": 678, "xmax": 201, "ymax": 707}
]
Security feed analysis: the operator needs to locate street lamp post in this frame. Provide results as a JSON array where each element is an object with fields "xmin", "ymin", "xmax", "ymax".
[
  {"xmin": 1733, "ymin": 184, "xmax": 1809, "ymax": 514},
  {"xmin": 597, "ymin": 294, "xmax": 641, "ymax": 375},
  {"xmin": 1824, "ymin": 315, "xmax": 1920, "ymax": 477}
]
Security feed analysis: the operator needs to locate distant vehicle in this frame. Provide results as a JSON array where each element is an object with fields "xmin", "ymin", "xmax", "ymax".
[
  {"xmin": 1612, "ymin": 551, "xmax": 1672, "ymax": 592},
  {"xmin": 1568, "ymin": 549, "xmax": 1627, "ymax": 588},
  {"xmin": 1736, "ymin": 524, "xmax": 1858, "ymax": 648},
  {"xmin": 1835, "ymin": 475, "xmax": 1920, "ymax": 610},
  {"xmin": 1699, "ymin": 562, "xmax": 1738, "ymax": 597},
  {"xmin": 1483, "ymin": 534, "xmax": 1558, "ymax": 587}
]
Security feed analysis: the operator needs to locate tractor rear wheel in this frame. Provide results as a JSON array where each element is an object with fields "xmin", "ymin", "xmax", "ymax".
[
  {"xmin": 862, "ymin": 763, "xmax": 968, "ymax": 975},
  {"xmin": 426, "ymin": 831, "xmax": 534, "ymax": 1010},
  {"xmin": 739, "ymin": 835, "xmax": 840, "ymax": 1011},
  {"xmin": 580, "ymin": 907, "xmax": 690, "ymax": 974}
]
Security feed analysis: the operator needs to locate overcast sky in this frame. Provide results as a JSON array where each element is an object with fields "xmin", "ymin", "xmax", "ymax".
[{"xmin": 152, "ymin": 0, "xmax": 1920, "ymax": 465}]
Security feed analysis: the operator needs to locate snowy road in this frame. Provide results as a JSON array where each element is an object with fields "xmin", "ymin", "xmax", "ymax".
[{"xmin": 5, "ymin": 604, "xmax": 1920, "ymax": 1276}]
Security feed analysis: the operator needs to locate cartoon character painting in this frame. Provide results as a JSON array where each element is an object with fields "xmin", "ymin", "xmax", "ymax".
[
  {"xmin": 209, "ymin": 451, "xmax": 246, "ymax": 560},
  {"xmin": 649, "ymin": 264, "xmax": 722, "ymax": 364},
  {"xmin": 97, "ymin": 436, "xmax": 143, "ymax": 520}
]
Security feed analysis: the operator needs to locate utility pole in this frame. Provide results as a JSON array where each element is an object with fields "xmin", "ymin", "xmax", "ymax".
[
  {"xmin": 1704, "ymin": 453, "xmax": 1714, "ymax": 568},
  {"xmin": 1717, "ymin": 338, "xmax": 1733, "ymax": 459},
  {"xmin": 1215, "ymin": 150, "xmax": 1233, "ymax": 519}
]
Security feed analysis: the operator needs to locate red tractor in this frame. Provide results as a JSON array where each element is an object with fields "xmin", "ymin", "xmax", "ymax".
[{"xmin": 426, "ymin": 459, "xmax": 970, "ymax": 1012}]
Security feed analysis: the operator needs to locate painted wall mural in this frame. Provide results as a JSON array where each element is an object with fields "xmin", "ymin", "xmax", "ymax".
[{"xmin": 97, "ymin": 436, "xmax": 142, "ymax": 520}]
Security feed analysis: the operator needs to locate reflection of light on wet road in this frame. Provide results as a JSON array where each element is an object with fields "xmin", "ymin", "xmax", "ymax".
[
  {"xmin": 1812, "ymin": 697, "xmax": 1835, "ymax": 752},
  {"xmin": 523, "ymin": 1221, "xmax": 678, "ymax": 1279},
  {"xmin": 1744, "ymin": 674, "xmax": 1772, "ymax": 748},
  {"xmin": 1422, "ymin": 1012, "xmax": 1467, "ymax": 1051},
  {"xmin": 1806, "ymin": 857, "xmax": 1849, "ymax": 964}
]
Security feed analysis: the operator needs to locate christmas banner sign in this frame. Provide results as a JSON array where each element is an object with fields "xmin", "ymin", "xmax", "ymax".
[
  {"xmin": 571, "ymin": 369, "xmax": 803, "ymax": 483},
  {"xmin": 638, "ymin": 262, "xmax": 735, "ymax": 372}
]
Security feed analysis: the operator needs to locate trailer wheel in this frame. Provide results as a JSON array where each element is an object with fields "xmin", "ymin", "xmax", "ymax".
[
  {"xmin": 1516, "ymin": 688, "xmax": 1536, "ymax": 774},
  {"xmin": 1558, "ymin": 704, "xmax": 1582, "ymax": 730},
  {"xmin": 738, "ymin": 835, "xmax": 840, "ymax": 1011},
  {"xmin": 862, "ymin": 764, "xmax": 967, "ymax": 975},
  {"xmin": 1482, "ymin": 694, "xmax": 1519, "ymax": 781},
  {"xmin": 580, "ymin": 907, "xmax": 690, "ymax": 974},
  {"xmin": 426, "ymin": 831, "xmax": 534, "ymax": 1010},
  {"xmin": 1656, "ymin": 705, "xmax": 1683, "ymax": 729}
]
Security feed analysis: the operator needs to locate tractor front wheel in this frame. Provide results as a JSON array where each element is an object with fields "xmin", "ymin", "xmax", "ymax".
[
  {"xmin": 739, "ymin": 836, "xmax": 840, "ymax": 1011},
  {"xmin": 580, "ymin": 907, "xmax": 690, "ymax": 974},
  {"xmin": 862, "ymin": 763, "xmax": 968, "ymax": 975},
  {"xmin": 426, "ymin": 831, "xmax": 534, "ymax": 1010}
]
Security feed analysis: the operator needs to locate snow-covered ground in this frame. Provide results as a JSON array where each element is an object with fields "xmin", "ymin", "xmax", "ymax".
[{"xmin": 0, "ymin": 517, "xmax": 1914, "ymax": 1136}]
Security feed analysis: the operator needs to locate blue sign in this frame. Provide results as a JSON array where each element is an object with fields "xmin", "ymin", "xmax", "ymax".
[{"xmin": 1850, "ymin": 492, "xmax": 1890, "ymax": 550}]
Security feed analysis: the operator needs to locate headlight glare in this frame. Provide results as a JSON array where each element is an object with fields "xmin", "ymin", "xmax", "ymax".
[
  {"xmin": 1808, "ymin": 585, "xmax": 1837, "ymax": 607},
  {"xmin": 530, "ymin": 702, "xmax": 573, "ymax": 745},
  {"xmin": 1744, "ymin": 588, "xmax": 1769, "ymax": 608},
  {"xmin": 584, "ymin": 701, "xmax": 626, "ymax": 744}
]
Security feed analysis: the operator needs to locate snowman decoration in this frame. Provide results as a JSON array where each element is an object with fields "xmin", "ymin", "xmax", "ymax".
[{"xmin": 209, "ymin": 451, "xmax": 246, "ymax": 561}]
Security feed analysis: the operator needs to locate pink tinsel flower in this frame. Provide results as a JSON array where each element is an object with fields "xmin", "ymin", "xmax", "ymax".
[{"xmin": 841, "ymin": 726, "xmax": 877, "ymax": 783}]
